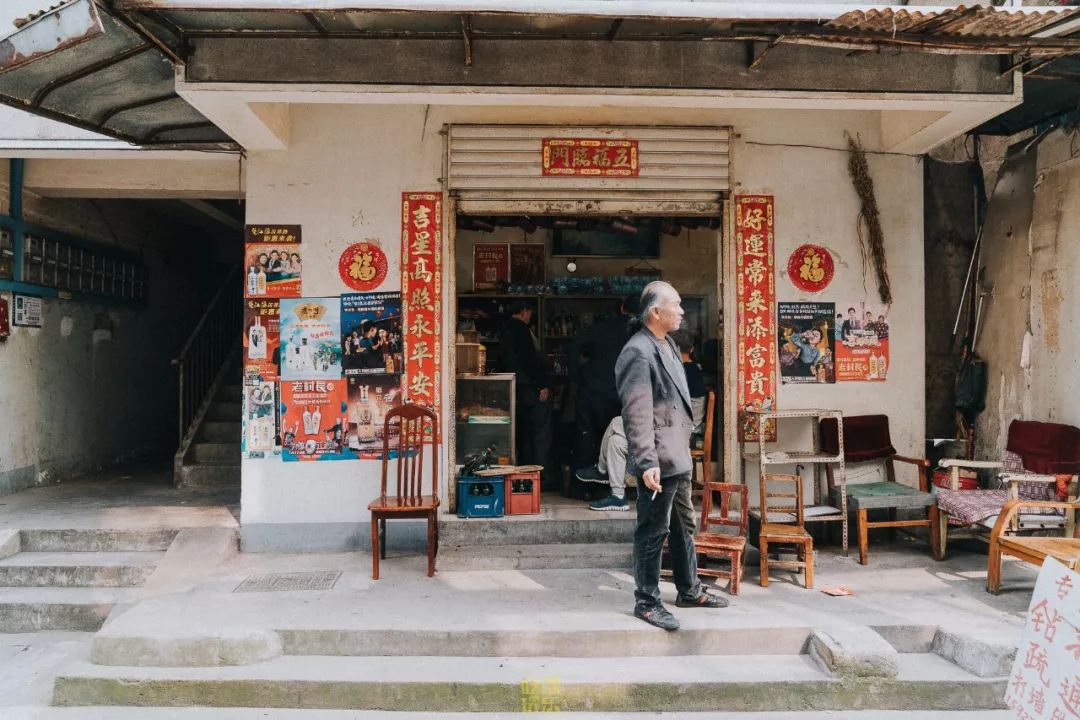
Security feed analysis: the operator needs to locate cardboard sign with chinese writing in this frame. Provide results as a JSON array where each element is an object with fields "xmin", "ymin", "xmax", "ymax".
[
  {"xmin": 1005, "ymin": 557, "xmax": 1080, "ymax": 720},
  {"xmin": 244, "ymin": 299, "xmax": 280, "ymax": 385},
  {"xmin": 341, "ymin": 292, "xmax": 402, "ymax": 377},
  {"xmin": 245, "ymin": 224, "xmax": 302, "ymax": 299},
  {"xmin": 542, "ymin": 138, "xmax": 639, "ymax": 177},
  {"xmin": 280, "ymin": 379, "xmax": 352, "ymax": 462},
  {"xmin": 735, "ymin": 195, "xmax": 777, "ymax": 442},
  {"xmin": 401, "ymin": 192, "xmax": 442, "ymax": 427},
  {"xmin": 835, "ymin": 301, "xmax": 890, "ymax": 382},
  {"xmin": 473, "ymin": 243, "xmax": 510, "ymax": 291}
]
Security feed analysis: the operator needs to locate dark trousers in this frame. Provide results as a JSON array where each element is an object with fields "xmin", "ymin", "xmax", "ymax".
[
  {"xmin": 633, "ymin": 471, "xmax": 702, "ymax": 609},
  {"xmin": 573, "ymin": 393, "xmax": 621, "ymax": 470},
  {"xmin": 516, "ymin": 392, "xmax": 554, "ymax": 487}
]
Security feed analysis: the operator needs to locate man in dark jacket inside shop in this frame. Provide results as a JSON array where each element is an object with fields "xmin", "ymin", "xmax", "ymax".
[
  {"xmin": 499, "ymin": 301, "xmax": 554, "ymax": 487},
  {"xmin": 569, "ymin": 294, "xmax": 639, "ymax": 473}
]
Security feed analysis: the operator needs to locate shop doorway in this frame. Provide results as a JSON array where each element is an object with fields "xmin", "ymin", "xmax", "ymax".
[{"xmin": 449, "ymin": 211, "xmax": 723, "ymax": 513}]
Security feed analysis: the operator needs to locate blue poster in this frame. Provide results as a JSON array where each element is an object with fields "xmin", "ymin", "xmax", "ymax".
[
  {"xmin": 340, "ymin": 292, "xmax": 403, "ymax": 377},
  {"xmin": 279, "ymin": 297, "xmax": 343, "ymax": 381}
]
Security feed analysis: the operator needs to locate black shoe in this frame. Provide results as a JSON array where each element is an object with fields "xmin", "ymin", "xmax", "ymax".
[
  {"xmin": 634, "ymin": 604, "xmax": 680, "ymax": 631},
  {"xmin": 575, "ymin": 465, "xmax": 608, "ymax": 484},
  {"xmin": 675, "ymin": 591, "xmax": 730, "ymax": 609}
]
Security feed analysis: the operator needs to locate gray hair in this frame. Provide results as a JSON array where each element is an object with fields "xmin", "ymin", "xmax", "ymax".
[{"xmin": 634, "ymin": 280, "xmax": 675, "ymax": 328}]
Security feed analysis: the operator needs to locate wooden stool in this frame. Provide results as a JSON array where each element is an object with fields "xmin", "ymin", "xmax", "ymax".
[{"xmin": 758, "ymin": 474, "xmax": 814, "ymax": 589}]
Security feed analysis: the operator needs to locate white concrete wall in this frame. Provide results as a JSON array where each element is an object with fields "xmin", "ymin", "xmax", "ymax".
[{"xmin": 241, "ymin": 102, "xmax": 925, "ymax": 550}]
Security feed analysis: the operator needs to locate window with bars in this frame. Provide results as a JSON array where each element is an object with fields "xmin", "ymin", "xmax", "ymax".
[{"xmin": 19, "ymin": 233, "xmax": 145, "ymax": 301}]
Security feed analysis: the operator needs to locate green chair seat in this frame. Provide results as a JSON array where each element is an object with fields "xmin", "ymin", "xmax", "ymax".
[{"xmin": 830, "ymin": 482, "xmax": 934, "ymax": 511}]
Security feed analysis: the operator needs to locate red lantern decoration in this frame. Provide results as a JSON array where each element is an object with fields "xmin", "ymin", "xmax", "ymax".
[
  {"xmin": 787, "ymin": 244, "xmax": 834, "ymax": 293},
  {"xmin": 338, "ymin": 241, "xmax": 388, "ymax": 292}
]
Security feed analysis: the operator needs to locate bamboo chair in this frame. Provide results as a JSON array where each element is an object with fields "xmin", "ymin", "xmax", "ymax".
[{"xmin": 758, "ymin": 473, "xmax": 814, "ymax": 589}]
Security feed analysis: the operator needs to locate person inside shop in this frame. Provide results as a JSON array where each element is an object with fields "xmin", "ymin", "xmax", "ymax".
[
  {"xmin": 568, "ymin": 294, "xmax": 639, "ymax": 473},
  {"xmin": 577, "ymin": 329, "xmax": 707, "ymax": 511},
  {"xmin": 616, "ymin": 281, "xmax": 726, "ymax": 631},
  {"xmin": 499, "ymin": 300, "xmax": 554, "ymax": 489}
]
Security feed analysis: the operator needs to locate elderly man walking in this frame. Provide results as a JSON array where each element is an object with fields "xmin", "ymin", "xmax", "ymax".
[{"xmin": 616, "ymin": 281, "xmax": 727, "ymax": 630}]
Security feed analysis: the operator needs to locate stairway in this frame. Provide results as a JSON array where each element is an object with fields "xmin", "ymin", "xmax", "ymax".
[
  {"xmin": 175, "ymin": 380, "xmax": 241, "ymax": 491},
  {"xmin": 0, "ymin": 530, "xmax": 174, "ymax": 633}
]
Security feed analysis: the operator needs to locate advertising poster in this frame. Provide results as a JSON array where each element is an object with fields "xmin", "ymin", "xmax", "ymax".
[
  {"xmin": 280, "ymin": 379, "xmax": 352, "ymax": 462},
  {"xmin": 341, "ymin": 292, "xmax": 403, "ymax": 376},
  {"xmin": 244, "ymin": 224, "xmax": 302, "ymax": 299},
  {"xmin": 510, "ymin": 243, "xmax": 546, "ymax": 286},
  {"xmin": 242, "ymin": 382, "xmax": 278, "ymax": 459},
  {"xmin": 734, "ymin": 195, "xmax": 777, "ymax": 442},
  {"xmin": 243, "ymin": 299, "xmax": 280, "ymax": 384},
  {"xmin": 835, "ymin": 301, "xmax": 890, "ymax": 382},
  {"xmin": 473, "ymin": 243, "xmax": 510, "ymax": 291},
  {"xmin": 401, "ymin": 192, "xmax": 443, "ymax": 428},
  {"xmin": 347, "ymin": 375, "xmax": 404, "ymax": 459},
  {"xmin": 13, "ymin": 294, "xmax": 43, "ymax": 327},
  {"xmin": 279, "ymin": 298, "xmax": 343, "ymax": 381},
  {"xmin": 778, "ymin": 302, "xmax": 835, "ymax": 384}
]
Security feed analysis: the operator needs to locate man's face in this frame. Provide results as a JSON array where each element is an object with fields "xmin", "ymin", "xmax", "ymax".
[
  {"xmin": 653, "ymin": 288, "xmax": 684, "ymax": 334},
  {"xmin": 520, "ymin": 308, "xmax": 533, "ymax": 324},
  {"xmin": 848, "ymin": 310, "xmax": 856, "ymax": 320},
  {"xmin": 806, "ymin": 329, "xmax": 821, "ymax": 345},
  {"xmin": 865, "ymin": 312, "xmax": 873, "ymax": 323}
]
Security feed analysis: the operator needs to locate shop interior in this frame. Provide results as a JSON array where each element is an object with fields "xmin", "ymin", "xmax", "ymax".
[{"xmin": 452, "ymin": 213, "xmax": 721, "ymax": 514}]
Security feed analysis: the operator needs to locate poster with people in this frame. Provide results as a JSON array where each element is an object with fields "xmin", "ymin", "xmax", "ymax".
[
  {"xmin": 777, "ymin": 302, "xmax": 835, "ymax": 384},
  {"xmin": 243, "ymin": 299, "xmax": 280, "ymax": 384},
  {"xmin": 347, "ymin": 375, "xmax": 403, "ymax": 459},
  {"xmin": 340, "ymin": 292, "xmax": 403, "ymax": 376},
  {"xmin": 280, "ymin": 379, "xmax": 353, "ymax": 462},
  {"xmin": 242, "ymin": 381, "xmax": 278, "ymax": 459},
  {"xmin": 279, "ymin": 298, "xmax": 343, "ymax": 381},
  {"xmin": 244, "ymin": 225, "xmax": 302, "ymax": 298},
  {"xmin": 835, "ymin": 301, "xmax": 890, "ymax": 382}
]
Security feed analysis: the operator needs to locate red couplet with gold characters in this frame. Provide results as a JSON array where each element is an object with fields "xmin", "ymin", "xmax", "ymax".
[
  {"xmin": 735, "ymin": 195, "xmax": 777, "ymax": 443},
  {"xmin": 401, "ymin": 193, "xmax": 442, "ymax": 430}
]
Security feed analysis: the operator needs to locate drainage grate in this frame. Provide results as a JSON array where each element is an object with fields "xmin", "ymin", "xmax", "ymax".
[{"xmin": 234, "ymin": 571, "xmax": 342, "ymax": 593}]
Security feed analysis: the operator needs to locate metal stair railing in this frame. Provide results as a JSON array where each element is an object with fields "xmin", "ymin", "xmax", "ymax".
[{"xmin": 172, "ymin": 264, "xmax": 242, "ymax": 452}]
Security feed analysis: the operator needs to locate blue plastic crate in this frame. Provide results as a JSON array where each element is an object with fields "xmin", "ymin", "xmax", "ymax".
[{"xmin": 457, "ymin": 476, "xmax": 505, "ymax": 518}]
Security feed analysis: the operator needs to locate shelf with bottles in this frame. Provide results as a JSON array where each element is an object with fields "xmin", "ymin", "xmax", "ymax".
[{"xmin": 455, "ymin": 373, "xmax": 516, "ymax": 464}]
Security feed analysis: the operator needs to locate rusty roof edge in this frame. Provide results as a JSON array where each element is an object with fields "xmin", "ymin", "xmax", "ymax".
[{"xmin": 0, "ymin": 0, "xmax": 105, "ymax": 74}]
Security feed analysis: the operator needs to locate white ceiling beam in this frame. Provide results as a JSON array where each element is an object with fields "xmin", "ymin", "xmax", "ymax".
[{"xmin": 180, "ymin": 199, "xmax": 244, "ymax": 230}]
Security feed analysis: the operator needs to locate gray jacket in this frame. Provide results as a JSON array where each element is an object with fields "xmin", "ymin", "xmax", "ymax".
[{"xmin": 615, "ymin": 327, "xmax": 694, "ymax": 479}]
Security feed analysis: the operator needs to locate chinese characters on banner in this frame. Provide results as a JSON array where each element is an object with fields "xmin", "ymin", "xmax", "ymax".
[
  {"xmin": 1005, "ymin": 557, "xmax": 1080, "ymax": 720},
  {"xmin": 280, "ymin": 379, "xmax": 352, "ymax": 461},
  {"xmin": 243, "ymin": 299, "xmax": 280, "ymax": 385},
  {"xmin": 401, "ymin": 193, "xmax": 442, "ymax": 428},
  {"xmin": 735, "ymin": 195, "xmax": 777, "ymax": 442},
  {"xmin": 835, "ymin": 301, "xmax": 890, "ymax": 382},
  {"xmin": 338, "ymin": 241, "xmax": 388, "ymax": 292},
  {"xmin": 542, "ymin": 138, "xmax": 639, "ymax": 177},
  {"xmin": 244, "ymin": 225, "xmax": 302, "ymax": 298},
  {"xmin": 473, "ymin": 243, "xmax": 510, "ymax": 291}
]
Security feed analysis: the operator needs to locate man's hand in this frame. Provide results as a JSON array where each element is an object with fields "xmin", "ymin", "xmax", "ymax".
[
  {"xmin": 642, "ymin": 467, "xmax": 661, "ymax": 493},
  {"xmin": 538, "ymin": 388, "xmax": 550, "ymax": 402}
]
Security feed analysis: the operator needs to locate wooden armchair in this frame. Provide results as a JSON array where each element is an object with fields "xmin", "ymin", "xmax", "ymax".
[
  {"xmin": 696, "ymin": 482, "xmax": 748, "ymax": 595},
  {"xmin": 987, "ymin": 499, "xmax": 1080, "ymax": 594},
  {"xmin": 367, "ymin": 403, "xmax": 440, "ymax": 580}
]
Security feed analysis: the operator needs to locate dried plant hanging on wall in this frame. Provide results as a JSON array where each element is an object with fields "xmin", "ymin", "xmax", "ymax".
[{"xmin": 845, "ymin": 133, "xmax": 892, "ymax": 306}]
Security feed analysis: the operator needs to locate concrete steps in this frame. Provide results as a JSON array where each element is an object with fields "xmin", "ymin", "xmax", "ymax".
[
  {"xmin": 50, "ymin": 652, "xmax": 1005, "ymax": 712},
  {"xmin": 205, "ymin": 402, "xmax": 241, "ymax": 422},
  {"xmin": 21, "ymin": 529, "xmax": 178, "ymax": 553},
  {"xmin": 191, "ymin": 442, "xmax": 239, "ymax": 464},
  {"xmin": 438, "ymin": 542, "xmax": 631, "ymax": 570},
  {"xmin": 0, "ymin": 587, "xmax": 135, "ymax": 632},
  {"xmin": 175, "ymin": 464, "xmax": 240, "ymax": 491},
  {"xmin": 0, "ymin": 552, "xmax": 164, "ymax": 587},
  {"xmin": 199, "ymin": 421, "xmax": 239, "ymax": 442},
  {"xmin": 439, "ymin": 512, "xmax": 635, "ymax": 546}
]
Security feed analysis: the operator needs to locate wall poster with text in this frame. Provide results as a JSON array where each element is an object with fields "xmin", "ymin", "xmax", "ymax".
[
  {"xmin": 735, "ymin": 195, "xmax": 777, "ymax": 442},
  {"xmin": 244, "ymin": 224, "xmax": 302, "ymax": 298},
  {"xmin": 778, "ymin": 302, "xmax": 835, "ymax": 384},
  {"xmin": 473, "ymin": 243, "xmax": 510, "ymax": 291},
  {"xmin": 242, "ymin": 381, "xmax": 278, "ymax": 459},
  {"xmin": 280, "ymin": 379, "xmax": 352, "ymax": 462},
  {"xmin": 835, "ymin": 301, "xmax": 890, "ymax": 382},
  {"xmin": 401, "ymin": 192, "xmax": 442, "ymax": 431},
  {"xmin": 279, "ymin": 297, "xmax": 343, "ymax": 381},
  {"xmin": 347, "ymin": 375, "xmax": 404, "ymax": 459},
  {"xmin": 341, "ymin": 292, "xmax": 403, "ymax": 376},
  {"xmin": 243, "ymin": 299, "xmax": 280, "ymax": 385}
]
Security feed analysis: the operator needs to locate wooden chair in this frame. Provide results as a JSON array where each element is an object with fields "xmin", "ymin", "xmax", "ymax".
[
  {"xmin": 758, "ymin": 473, "xmax": 814, "ymax": 589},
  {"xmin": 820, "ymin": 415, "xmax": 938, "ymax": 565},
  {"xmin": 987, "ymin": 499, "xmax": 1080, "ymax": 594},
  {"xmin": 690, "ymin": 390, "xmax": 716, "ymax": 488},
  {"xmin": 696, "ymin": 482, "xmax": 748, "ymax": 595},
  {"xmin": 367, "ymin": 402, "xmax": 440, "ymax": 580}
]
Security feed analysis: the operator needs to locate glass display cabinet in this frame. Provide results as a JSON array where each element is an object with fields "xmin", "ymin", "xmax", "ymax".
[{"xmin": 455, "ymin": 373, "xmax": 516, "ymax": 465}]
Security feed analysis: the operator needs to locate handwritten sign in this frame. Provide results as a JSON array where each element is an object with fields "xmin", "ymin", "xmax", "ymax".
[
  {"xmin": 735, "ymin": 195, "xmax": 777, "ymax": 442},
  {"xmin": 1005, "ymin": 557, "xmax": 1080, "ymax": 720},
  {"xmin": 401, "ymin": 192, "xmax": 442, "ymax": 429},
  {"xmin": 542, "ymin": 138, "xmax": 639, "ymax": 177}
]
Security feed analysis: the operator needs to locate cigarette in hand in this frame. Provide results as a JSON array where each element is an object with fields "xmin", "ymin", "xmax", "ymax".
[{"xmin": 651, "ymin": 489, "xmax": 658, "ymax": 500}]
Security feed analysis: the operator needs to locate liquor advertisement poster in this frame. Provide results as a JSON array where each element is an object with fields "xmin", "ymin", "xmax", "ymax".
[
  {"xmin": 243, "ymin": 299, "xmax": 280, "ymax": 384},
  {"xmin": 279, "ymin": 298, "xmax": 343, "ymax": 381},
  {"xmin": 778, "ymin": 302, "xmax": 835, "ymax": 384},
  {"xmin": 341, "ymin": 292, "xmax": 403, "ymax": 377},
  {"xmin": 242, "ymin": 381, "xmax": 278, "ymax": 459},
  {"xmin": 347, "ymin": 375, "xmax": 404, "ymax": 460},
  {"xmin": 245, "ymin": 224, "xmax": 301, "ymax": 299},
  {"xmin": 835, "ymin": 301, "xmax": 890, "ymax": 382},
  {"xmin": 473, "ymin": 243, "xmax": 509, "ymax": 291},
  {"xmin": 280, "ymin": 379, "xmax": 352, "ymax": 462},
  {"xmin": 401, "ymin": 192, "xmax": 442, "ymax": 427},
  {"xmin": 510, "ymin": 243, "xmax": 546, "ymax": 286},
  {"xmin": 734, "ymin": 195, "xmax": 777, "ymax": 442}
]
